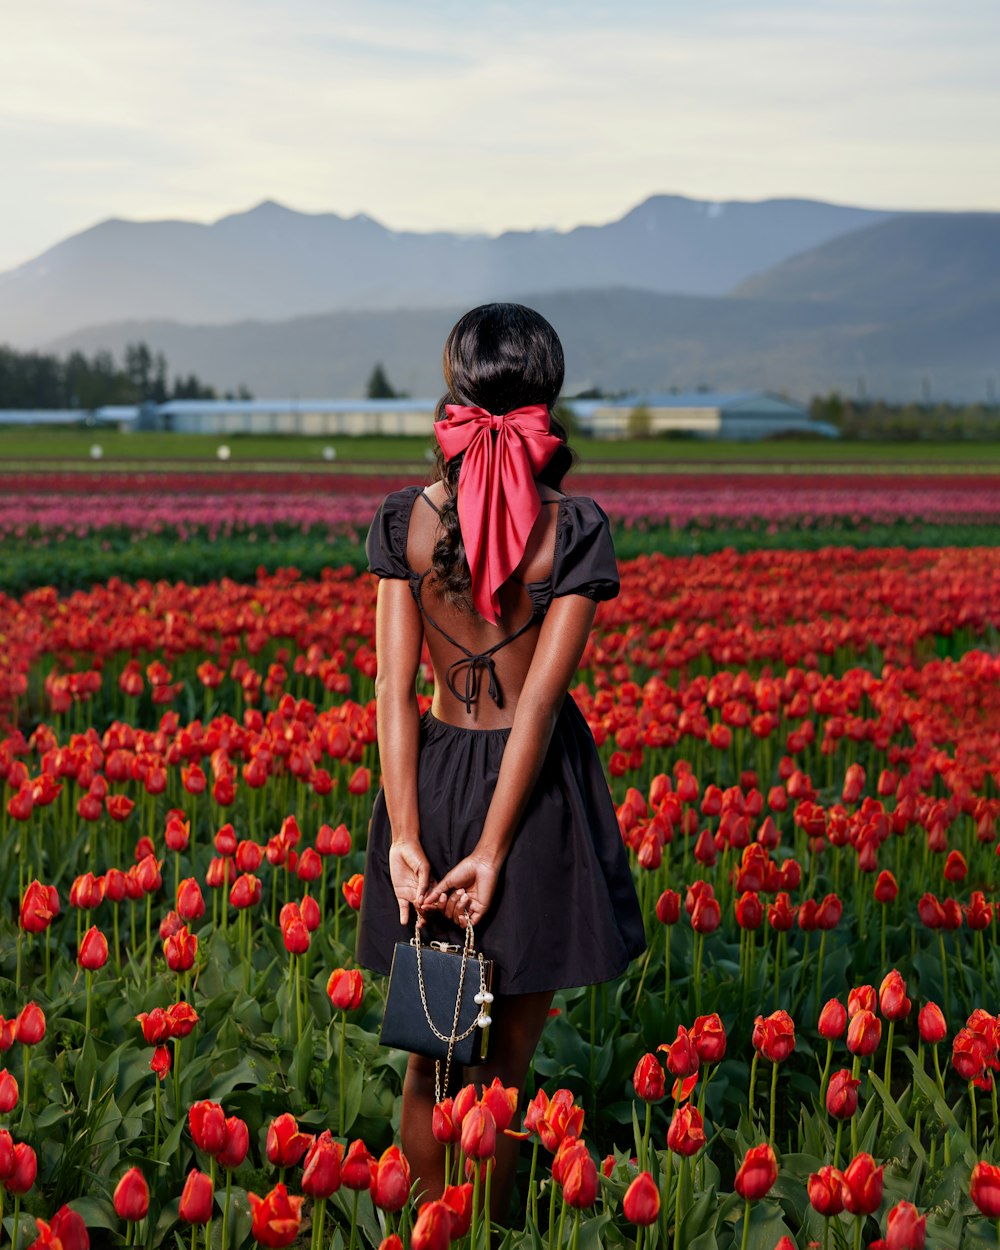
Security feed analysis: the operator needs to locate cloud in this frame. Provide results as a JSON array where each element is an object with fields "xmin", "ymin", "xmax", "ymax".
[{"xmin": 0, "ymin": 0, "xmax": 997, "ymax": 269}]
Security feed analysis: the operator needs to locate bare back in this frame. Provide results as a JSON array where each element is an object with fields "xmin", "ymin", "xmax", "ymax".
[{"xmin": 403, "ymin": 480, "xmax": 565, "ymax": 730}]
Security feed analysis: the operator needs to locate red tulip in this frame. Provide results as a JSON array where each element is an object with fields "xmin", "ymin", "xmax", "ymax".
[
  {"xmin": 248, "ymin": 1183, "xmax": 304, "ymax": 1248},
  {"xmin": 432, "ymin": 1098, "xmax": 460, "ymax": 1145},
  {"xmin": 752, "ymin": 1010, "xmax": 795, "ymax": 1063},
  {"xmin": 808, "ymin": 1165, "xmax": 847, "ymax": 1216},
  {"xmin": 164, "ymin": 926, "xmax": 197, "ymax": 972},
  {"xmin": 78, "ymin": 926, "xmax": 108, "ymax": 970},
  {"xmin": 623, "ymin": 1171, "xmax": 660, "ymax": 1225},
  {"xmin": 873, "ymin": 870, "xmax": 898, "ymax": 904},
  {"xmin": 150, "ymin": 1046, "xmax": 171, "ymax": 1079},
  {"xmin": 410, "ymin": 1200, "xmax": 453, "ymax": 1250},
  {"xmin": 536, "ymin": 1089, "xmax": 585, "ymax": 1151},
  {"xmin": 632, "ymin": 1053, "xmax": 665, "ymax": 1103},
  {"xmin": 767, "ymin": 892, "xmax": 797, "ymax": 931},
  {"xmin": 0, "ymin": 1130, "xmax": 12, "ymax": 1179},
  {"xmin": 341, "ymin": 1140, "xmax": 376, "ymax": 1190},
  {"xmin": 691, "ymin": 1013, "xmax": 726, "ymax": 1063},
  {"xmin": 316, "ymin": 823, "xmax": 352, "ymax": 856},
  {"xmin": 480, "ymin": 1078, "xmax": 518, "ymax": 1132},
  {"xmin": 943, "ymin": 850, "xmax": 967, "ymax": 882},
  {"xmin": 918, "ymin": 1002, "xmax": 947, "ymax": 1045},
  {"xmin": 846, "ymin": 1010, "xmax": 882, "ymax": 1057},
  {"xmin": 0, "ymin": 1071, "xmax": 17, "ymax": 1114},
  {"xmin": 327, "ymin": 968, "xmax": 364, "ymax": 1011},
  {"xmin": 460, "ymin": 1105, "xmax": 497, "ymax": 1160},
  {"xmin": 885, "ymin": 1200, "xmax": 926, "ymax": 1249},
  {"xmin": 342, "ymin": 873, "xmax": 364, "ymax": 910},
  {"xmin": 847, "ymin": 985, "xmax": 876, "ymax": 1017},
  {"xmin": 970, "ymin": 1160, "xmax": 1000, "ymax": 1217},
  {"xmin": 265, "ymin": 1113, "xmax": 313, "ymax": 1168},
  {"xmin": 217, "ymin": 1115, "xmax": 250, "ymax": 1169},
  {"xmin": 4, "ymin": 1142, "xmax": 37, "ymax": 1194},
  {"xmin": 370, "ymin": 1145, "xmax": 411, "ymax": 1212},
  {"xmin": 818, "ymin": 999, "xmax": 847, "ymax": 1040},
  {"xmin": 734, "ymin": 1143, "xmax": 777, "ymax": 1200},
  {"xmin": 188, "ymin": 1100, "xmax": 226, "ymax": 1154},
  {"xmin": 301, "ymin": 1131, "xmax": 343, "ymax": 1199},
  {"xmin": 655, "ymin": 889, "xmax": 680, "ymax": 925},
  {"xmin": 14, "ymin": 1002, "xmax": 46, "ymax": 1045},
  {"xmin": 843, "ymin": 1152, "xmax": 884, "ymax": 1215},
  {"xmin": 666, "ymin": 1103, "xmax": 705, "ymax": 1156},
  {"xmin": 816, "ymin": 893, "xmax": 843, "ymax": 929},
  {"xmin": 660, "ymin": 1025, "xmax": 700, "ymax": 1077},
  {"xmin": 965, "ymin": 891, "xmax": 993, "ymax": 930},
  {"xmin": 442, "ymin": 1180, "xmax": 475, "ymax": 1240},
  {"xmin": 918, "ymin": 893, "xmax": 945, "ymax": 928},
  {"xmin": 113, "ymin": 1168, "xmax": 149, "ymax": 1220},
  {"xmin": 136, "ymin": 1008, "xmax": 172, "ymax": 1045},
  {"xmin": 826, "ymin": 1070, "xmax": 861, "ymax": 1120},
  {"xmin": 179, "ymin": 1169, "xmax": 213, "ymax": 1224},
  {"xmin": 176, "ymin": 878, "xmax": 205, "ymax": 922},
  {"xmin": 563, "ymin": 1151, "xmax": 599, "ymax": 1209},
  {"xmin": 690, "ymin": 893, "xmax": 721, "ymax": 933},
  {"xmin": 878, "ymin": 970, "xmax": 911, "ymax": 1021},
  {"xmin": 229, "ymin": 873, "xmax": 261, "ymax": 909},
  {"xmin": 38, "ymin": 1205, "xmax": 88, "ymax": 1250},
  {"xmin": 19, "ymin": 881, "xmax": 55, "ymax": 933},
  {"xmin": 735, "ymin": 891, "xmax": 764, "ymax": 930},
  {"xmin": 165, "ymin": 1002, "xmax": 199, "ymax": 1037}
]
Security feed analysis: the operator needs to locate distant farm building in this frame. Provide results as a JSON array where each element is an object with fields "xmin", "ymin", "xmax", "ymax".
[
  {"xmin": 1, "ymin": 391, "xmax": 838, "ymax": 440},
  {"xmin": 570, "ymin": 392, "xmax": 837, "ymax": 440}
]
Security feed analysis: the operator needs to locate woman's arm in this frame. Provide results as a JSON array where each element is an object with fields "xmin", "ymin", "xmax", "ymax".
[
  {"xmin": 429, "ymin": 593, "xmax": 598, "ymax": 926},
  {"xmin": 373, "ymin": 577, "xmax": 434, "ymax": 924}
]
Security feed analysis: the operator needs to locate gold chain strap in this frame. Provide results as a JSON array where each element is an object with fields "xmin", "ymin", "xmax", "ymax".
[{"xmin": 413, "ymin": 915, "xmax": 489, "ymax": 1104}]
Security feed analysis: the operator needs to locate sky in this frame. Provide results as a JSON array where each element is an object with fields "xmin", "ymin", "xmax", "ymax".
[{"xmin": 1, "ymin": 0, "xmax": 998, "ymax": 270}]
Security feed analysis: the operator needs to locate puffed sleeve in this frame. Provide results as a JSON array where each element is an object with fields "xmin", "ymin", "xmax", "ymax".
[
  {"xmin": 365, "ymin": 490, "xmax": 413, "ymax": 579},
  {"xmin": 551, "ymin": 496, "xmax": 620, "ymax": 602}
]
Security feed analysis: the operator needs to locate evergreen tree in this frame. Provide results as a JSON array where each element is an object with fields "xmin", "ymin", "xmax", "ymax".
[{"xmin": 366, "ymin": 363, "xmax": 397, "ymax": 400}]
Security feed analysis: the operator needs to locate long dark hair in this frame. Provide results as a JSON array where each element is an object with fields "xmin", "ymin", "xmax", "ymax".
[{"xmin": 429, "ymin": 303, "xmax": 576, "ymax": 612}]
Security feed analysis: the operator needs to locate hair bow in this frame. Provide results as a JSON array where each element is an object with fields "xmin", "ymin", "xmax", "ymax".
[{"xmin": 433, "ymin": 403, "xmax": 561, "ymax": 625}]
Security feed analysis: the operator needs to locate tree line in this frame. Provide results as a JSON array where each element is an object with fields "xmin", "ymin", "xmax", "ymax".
[
  {"xmin": 0, "ymin": 342, "xmax": 250, "ymax": 409},
  {"xmin": 810, "ymin": 393, "xmax": 1000, "ymax": 441}
]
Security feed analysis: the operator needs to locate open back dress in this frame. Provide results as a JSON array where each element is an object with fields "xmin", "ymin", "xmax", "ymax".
[{"xmin": 354, "ymin": 483, "xmax": 646, "ymax": 996}]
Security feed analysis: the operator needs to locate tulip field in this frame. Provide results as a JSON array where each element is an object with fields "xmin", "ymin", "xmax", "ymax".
[{"xmin": 2, "ymin": 468, "xmax": 1000, "ymax": 1248}]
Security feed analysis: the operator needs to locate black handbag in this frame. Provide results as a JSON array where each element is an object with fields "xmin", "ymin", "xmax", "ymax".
[{"xmin": 380, "ymin": 915, "xmax": 494, "ymax": 1101}]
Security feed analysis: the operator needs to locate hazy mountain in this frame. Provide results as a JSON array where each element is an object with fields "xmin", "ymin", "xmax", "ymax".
[
  {"xmin": 47, "ymin": 276, "xmax": 1000, "ymax": 404},
  {"xmin": 0, "ymin": 194, "xmax": 890, "ymax": 347},
  {"xmin": 733, "ymin": 212, "xmax": 1000, "ymax": 314}
]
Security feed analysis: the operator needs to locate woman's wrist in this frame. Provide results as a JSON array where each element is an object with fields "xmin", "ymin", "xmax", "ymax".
[{"xmin": 390, "ymin": 830, "xmax": 423, "ymax": 849}]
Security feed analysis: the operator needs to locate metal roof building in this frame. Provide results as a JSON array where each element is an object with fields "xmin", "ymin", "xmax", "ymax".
[{"xmin": 570, "ymin": 391, "xmax": 838, "ymax": 440}]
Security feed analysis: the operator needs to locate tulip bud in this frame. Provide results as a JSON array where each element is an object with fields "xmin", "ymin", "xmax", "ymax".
[
  {"xmin": 14, "ymin": 1002, "xmax": 45, "ymax": 1046},
  {"xmin": 78, "ymin": 925, "xmax": 109, "ymax": 970},
  {"xmin": 752, "ymin": 1010, "xmax": 795, "ymax": 1063},
  {"xmin": 265, "ymin": 1113, "xmax": 313, "ymax": 1168},
  {"xmin": 410, "ymin": 1200, "xmax": 453, "ymax": 1250},
  {"xmin": 632, "ymin": 1053, "xmax": 665, "ymax": 1103},
  {"xmin": 918, "ymin": 1002, "xmax": 947, "ymax": 1045},
  {"xmin": 655, "ymin": 889, "xmax": 680, "ymax": 925},
  {"xmin": 873, "ymin": 870, "xmax": 898, "ymax": 904},
  {"xmin": 815, "ymin": 999, "xmax": 846, "ymax": 1042},
  {"xmin": 846, "ymin": 1009, "xmax": 882, "ymax": 1057},
  {"xmin": 878, "ymin": 970, "xmax": 911, "ymax": 1021},
  {"xmin": 341, "ymin": 1140, "xmax": 376, "ymax": 1191},
  {"xmin": 327, "ymin": 968, "xmax": 364, "ymax": 1012},
  {"xmin": 442, "ymin": 1182, "xmax": 473, "ymax": 1238},
  {"xmin": 885, "ymin": 1199, "xmax": 926, "ymax": 1249},
  {"xmin": 691, "ymin": 1013, "xmax": 727, "ymax": 1063},
  {"xmin": 970, "ymin": 1160, "xmax": 1000, "ymax": 1218},
  {"xmin": 3, "ymin": 1142, "xmax": 36, "ymax": 1194},
  {"xmin": 826, "ymin": 1070, "xmax": 861, "ymax": 1120},
  {"xmin": 113, "ymin": 1167, "xmax": 150, "ymax": 1220},
  {"xmin": 808, "ymin": 1165, "xmax": 847, "ymax": 1216},
  {"xmin": 460, "ymin": 1105, "xmax": 496, "ymax": 1161},
  {"xmin": 843, "ymin": 1152, "xmax": 883, "ymax": 1216},
  {"xmin": 734, "ymin": 1143, "xmax": 778, "ymax": 1201},
  {"xmin": 848, "ymin": 985, "xmax": 876, "ymax": 1017},
  {"xmin": 217, "ymin": 1115, "xmax": 250, "ymax": 1170},
  {"xmin": 623, "ymin": 1171, "xmax": 660, "ymax": 1225},
  {"xmin": 666, "ymin": 1103, "xmax": 705, "ymax": 1157},
  {"xmin": 370, "ymin": 1145, "xmax": 411, "ymax": 1213},
  {"xmin": 179, "ymin": 1169, "xmax": 213, "ymax": 1224},
  {"xmin": 342, "ymin": 874, "xmax": 364, "ymax": 910},
  {"xmin": 188, "ymin": 1100, "xmax": 226, "ymax": 1154},
  {"xmin": 248, "ymin": 1183, "xmax": 304, "ymax": 1248},
  {"xmin": 0, "ymin": 1071, "xmax": 17, "ymax": 1114}
]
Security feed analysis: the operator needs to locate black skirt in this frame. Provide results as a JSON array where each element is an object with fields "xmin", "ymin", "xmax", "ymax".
[{"xmin": 355, "ymin": 694, "xmax": 647, "ymax": 996}]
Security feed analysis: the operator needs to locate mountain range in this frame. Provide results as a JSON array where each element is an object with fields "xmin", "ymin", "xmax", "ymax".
[{"xmin": 4, "ymin": 195, "xmax": 999, "ymax": 402}]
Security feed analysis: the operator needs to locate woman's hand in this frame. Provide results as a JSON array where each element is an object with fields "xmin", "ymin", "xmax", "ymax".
[
  {"xmin": 388, "ymin": 839, "xmax": 434, "ymax": 927},
  {"xmin": 426, "ymin": 853, "xmax": 500, "ymax": 928}
]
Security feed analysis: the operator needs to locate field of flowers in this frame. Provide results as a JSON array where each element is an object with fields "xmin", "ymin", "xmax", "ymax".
[{"xmin": 2, "ymin": 528, "xmax": 1000, "ymax": 1249}]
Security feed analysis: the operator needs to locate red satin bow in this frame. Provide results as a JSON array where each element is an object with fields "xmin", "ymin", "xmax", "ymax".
[{"xmin": 433, "ymin": 403, "xmax": 562, "ymax": 624}]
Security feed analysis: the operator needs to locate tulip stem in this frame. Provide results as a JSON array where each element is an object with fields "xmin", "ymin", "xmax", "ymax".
[
  {"xmin": 673, "ymin": 1157, "xmax": 687, "ymax": 1250},
  {"xmin": 206, "ymin": 1156, "xmax": 216, "ymax": 1250},
  {"xmin": 818, "ymin": 1039, "xmax": 833, "ymax": 1113},
  {"xmin": 472, "ymin": 1165, "xmax": 482, "ymax": 1250},
  {"xmin": 738, "ymin": 1197, "xmax": 751, "ymax": 1250},
  {"xmin": 664, "ymin": 925, "xmax": 671, "ymax": 1009},
  {"xmin": 348, "ymin": 1188, "xmax": 359, "ymax": 1250},
  {"xmin": 833, "ymin": 1120, "xmax": 843, "ymax": 1171},
  {"xmin": 339, "ymin": 1013, "xmax": 346, "ymax": 1137},
  {"xmin": 747, "ymin": 1052, "xmax": 759, "ymax": 1133},
  {"xmin": 12, "ymin": 1195, "xmax": 20, "ymax": 1250},
  {"xmin": 484, "ymin": 1158, "xmax": 493, "ymax": 1247},
  {"xmin": 15, "ymin": 931, "xmax": 21, "ymax": 996},
  {"xmin": 969, "ymin": 1080, "xmax": 979, "ymax": 1154},
  {"xmin": 641, "ymin": 1102, "xmax": 652, "ymax": 1172},
  {"xmin": 525, "ymin": 1138, "xmax": 539, "ymax": 1232},
  {"xmin": 768, "ymin": 1059, "xmax": 779, "ymax": 1148},
  {"xmin": 547, "ymin": 1178, "xmax": 557, "ymax": 1250},
  {"xmin": 190, "ymin": 1222, "xmax": 197, "ymax": 1250},
  {"xmin": 939, "ymin": 933, "xmax": 951, "ymax": 1020},
  {"xmin": 556, "ymin": 1191, "xmax": 567, "ymax": 1250},
  {"xmin": 570, "ymin": 1207, "xmax": 581, "ymax": 1250},
  {"xmin": 221, "ymin": 1169, "xmax": 232, "ymax": 1250},
  {"xmin": 693, "ymin": 934, "xmax": 704, "ymax": 1014},
  {"xmin": 883, "ymin": 1020, "xmax": 895, "ymax": 1094},
  {"xmin": 662, "ymin": 1150, "xmax": 673, "ymax": 1250},
  {"xmin": 20, "ymin": 1049, "xmax": 30, "ymax": 1129},
  {"xmin": 145, "ymin": 893, "xmax": 152, "ymax": 988},
  {"xmin": 853, "ymin": 1216, "xmax": 863, "ymax": 1250}
]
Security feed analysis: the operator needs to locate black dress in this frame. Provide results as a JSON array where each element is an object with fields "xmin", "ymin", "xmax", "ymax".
[{"xmin": 354, "ymin": 485, "xmax": 647, "ymax": 996}]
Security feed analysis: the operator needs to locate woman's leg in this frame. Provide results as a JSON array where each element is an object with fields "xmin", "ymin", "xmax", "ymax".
[
  {"xmin": 462, "ymin": 988, "xmax": 555, "ymax": 1223},
  {"xmin": 400, "ymin": 1052, "xmax": 449, "ymax": 1206}
]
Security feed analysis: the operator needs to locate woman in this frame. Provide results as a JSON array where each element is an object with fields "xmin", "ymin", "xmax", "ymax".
[{"xmin": 355, "ymin": 303, "xmax": 646, "ymax": 1218}]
